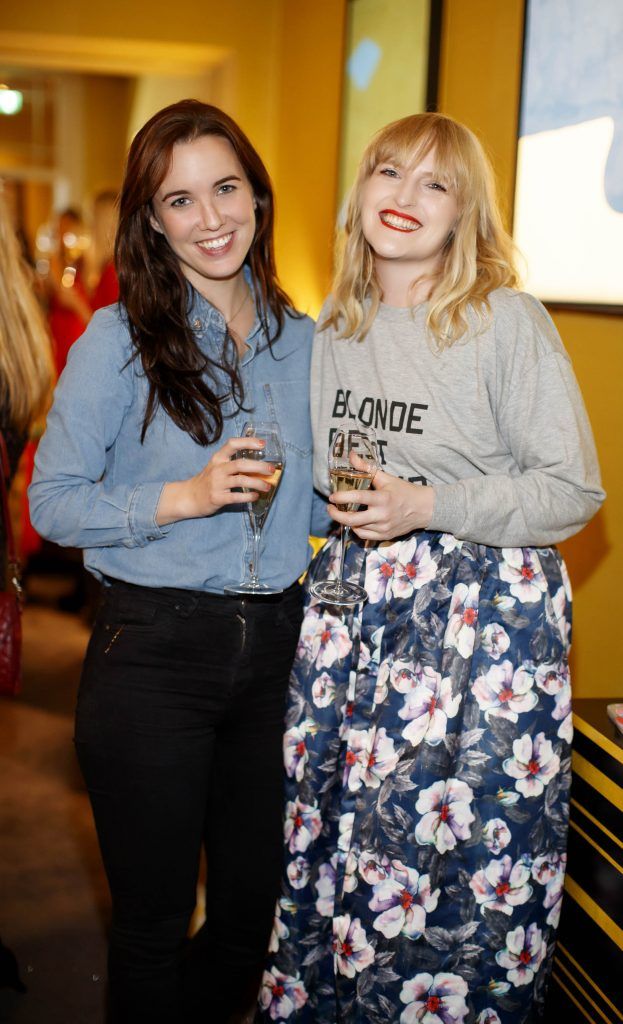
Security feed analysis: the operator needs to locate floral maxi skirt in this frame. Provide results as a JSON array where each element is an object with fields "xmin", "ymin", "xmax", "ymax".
[{"xmin": 257, "ymin": 532, "xmax": 573, "ymax": 1024}]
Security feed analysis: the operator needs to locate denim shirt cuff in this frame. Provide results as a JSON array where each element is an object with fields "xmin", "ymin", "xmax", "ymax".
[{"xmin": 128, "ymin": 481, "xmax": 172, "ymax": 546}]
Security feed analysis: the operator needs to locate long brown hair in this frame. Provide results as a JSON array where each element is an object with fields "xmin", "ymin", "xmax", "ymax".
[
  {"xmin": 0, "ymin": 192, "xmax": 54, "ymax": 432},
  {"xmin": 116, "ymin": 99, "xmax": 294, "ymax": 445},
  {"xmin": 326, "ymin": 112, "xmax": 519, "ymax": 346}
]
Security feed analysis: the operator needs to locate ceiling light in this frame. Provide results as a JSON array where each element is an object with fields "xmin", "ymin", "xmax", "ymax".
[{"xmin": 0, "ymin": 86, "xmax": 23, "ymax": 115}]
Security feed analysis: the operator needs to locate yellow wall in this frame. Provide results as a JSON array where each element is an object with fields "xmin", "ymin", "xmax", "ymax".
[
  {"xmin": 273, "ymin": 2, "xmax": 347, "ymax": 315},
  {"xmin": 82, "ymin": 74, "xmax": 134, "ymax": 197},
  {"xmin": 339, "ymin": 0, "xmax": 431, "ymax": 207},
  {"xmin": 439, "ymin": 0, "xmax": 622, "ymax": 698}
]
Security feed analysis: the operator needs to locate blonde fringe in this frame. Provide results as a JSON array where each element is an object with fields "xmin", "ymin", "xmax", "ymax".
[
  {"xmin": 0, "ymin": 194, "xmax": 54, "ymax": 432},
  {"xmin": 322, "ymin": 113, "xmax": 520, "ymax": 347}
]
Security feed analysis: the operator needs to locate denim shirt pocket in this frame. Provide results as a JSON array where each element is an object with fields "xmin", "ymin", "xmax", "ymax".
[{"xmin": 263, "ymin": 380, "xmax": 312, "ymax": 458}]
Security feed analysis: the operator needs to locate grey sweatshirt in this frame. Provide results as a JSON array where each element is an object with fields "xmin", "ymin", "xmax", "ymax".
[{"xmin": 310, "ymin": 288, "xmax": 604, "ymax": 547}]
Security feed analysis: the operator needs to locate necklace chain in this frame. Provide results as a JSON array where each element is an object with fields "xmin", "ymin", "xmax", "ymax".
[{"xmin": 226, "ymin": 286, "xmax": 251, "ymax": 327}]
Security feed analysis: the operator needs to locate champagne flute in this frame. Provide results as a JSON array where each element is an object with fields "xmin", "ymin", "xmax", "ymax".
[
  {"xmin": 224, "ymin": 421, "xmax": 285, "ymax": 595},
  {"xmin": 311, "ymin": 423, "xmax": 378, "ymax": 607}
]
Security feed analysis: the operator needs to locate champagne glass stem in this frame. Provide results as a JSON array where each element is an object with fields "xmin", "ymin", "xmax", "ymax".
[
  {"xmin": 336, "ymin": 524, "xmax": 349, "ymax": 593},
  {"xmin": 248, "ymin": 514, "xmax": 262, "ymax": 587}
]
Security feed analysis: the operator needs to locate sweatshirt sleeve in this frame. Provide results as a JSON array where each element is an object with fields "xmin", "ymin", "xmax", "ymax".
[
  {"xmin": 29, "ymin": 308, "xmax": 170, "ymax": 549},
  {"xmin": 428, "ymin": 295, "xmax": 605, "ymax": 547}
]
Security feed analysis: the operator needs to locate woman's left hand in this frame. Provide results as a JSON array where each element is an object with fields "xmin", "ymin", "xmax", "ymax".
[{"xmin": 328, "ymin": 469, "xmax": 435, "ymax": 542}]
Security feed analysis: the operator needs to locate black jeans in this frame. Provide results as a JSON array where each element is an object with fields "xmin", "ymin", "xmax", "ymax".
[{"xmin": 75, "ymin": 578, "xmax": 303, "ymax": 1024}]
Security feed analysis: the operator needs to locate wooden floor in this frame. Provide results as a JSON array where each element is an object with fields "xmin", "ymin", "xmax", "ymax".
[{"xmin": 0, "ymin": 596, "xmax": 109, "ymax": 1023}]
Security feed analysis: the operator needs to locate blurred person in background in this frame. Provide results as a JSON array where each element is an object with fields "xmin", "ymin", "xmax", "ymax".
[
  {"xmin": 88, "ymin": 189, "xmax": 120, "ymax": 311},
  {"xmin": 0, "ymin": 185, "xmax": 53, "ymax": 543},
  {"xmin": 0, "ymin": 184, "xmax": 53, "ymax": 989},
  {"xmin": 45, "ymin": 207, "xmax": 92, "ymax": 377}
]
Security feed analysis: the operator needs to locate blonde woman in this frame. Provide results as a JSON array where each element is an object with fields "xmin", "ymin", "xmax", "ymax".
[
  {"xmin": 0, "ymin": 190, "xmax": 53, "ymax": 484},
  {"xmin": 258, "ymin": 114, "xmax": 604, "ymax": 1023}
]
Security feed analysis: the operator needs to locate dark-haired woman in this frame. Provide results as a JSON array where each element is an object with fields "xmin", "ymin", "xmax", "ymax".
[{"xmin": 30, "ymin": 100, "xmax": 318, "ymax": 1024}]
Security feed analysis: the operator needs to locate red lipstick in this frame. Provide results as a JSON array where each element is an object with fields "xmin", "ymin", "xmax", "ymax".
[{"xmin": 379, "ymin": 209, "xmax": 422, "ymax": 232}]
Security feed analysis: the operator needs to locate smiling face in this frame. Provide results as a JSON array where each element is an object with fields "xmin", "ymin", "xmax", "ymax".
[
  {"xmin": 149, "ymin": 133, "xmax": 256, "ymax": 296},
  {"xmin": 359, "ymin": 147, "xmax": 458, "ymax": 289}
]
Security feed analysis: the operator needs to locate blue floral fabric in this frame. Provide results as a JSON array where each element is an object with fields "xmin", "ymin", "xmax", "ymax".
[{"xmin": 257, "ymin": 531, "xmax": 572, "ymax": 1024}]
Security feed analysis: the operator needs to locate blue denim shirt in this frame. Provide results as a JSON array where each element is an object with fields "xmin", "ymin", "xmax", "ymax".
[{"xmin": 30, "ymin": 289, "xmax": 324, "ymax": 593}]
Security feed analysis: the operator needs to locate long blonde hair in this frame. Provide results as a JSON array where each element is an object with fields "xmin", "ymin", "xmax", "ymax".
[
  {"xmin": 0, "ymin": 193, "xmax": 54, "ymax": 432},
  {"xmin": 326, "ymin": 112, "xmax": 519, "ymax": 346}
]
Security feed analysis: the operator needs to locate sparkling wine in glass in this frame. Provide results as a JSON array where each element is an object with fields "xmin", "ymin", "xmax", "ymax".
[
  {"xmin": 311, "ymin": 423, "xmax": 378, "ymax": 607},
  {"xmin": 224, "ymin": 421, "xmax": 285, "ymax": 595}
]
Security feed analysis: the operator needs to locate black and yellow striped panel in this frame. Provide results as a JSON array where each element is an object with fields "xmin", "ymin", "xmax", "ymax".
[
  {"xmin": 548, "ymin": 893, "xmax": 623, "ymax": 1022},
  {"xmin": 545, "ymin": 702, "xmax": 623, "ymax": 1019}
]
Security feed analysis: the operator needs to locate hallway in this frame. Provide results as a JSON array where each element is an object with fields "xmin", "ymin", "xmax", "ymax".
[{"xmin": 0, "ymin": 599, "xmax": 109, "ymax": 1023}]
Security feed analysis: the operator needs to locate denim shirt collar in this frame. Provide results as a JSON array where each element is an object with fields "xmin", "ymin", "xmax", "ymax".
[{"xmin": 186, "ymin": 267, "xmax": 269, "ymax": 366}]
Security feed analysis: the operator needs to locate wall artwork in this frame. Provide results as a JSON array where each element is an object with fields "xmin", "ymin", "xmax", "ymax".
[
  {"xmin": 513, "ymin": 0, "xmax": 623, "ymax": 309},
  {"xmin": 339, "ymin": 0, "xmax": 440, "ymax": 218}
]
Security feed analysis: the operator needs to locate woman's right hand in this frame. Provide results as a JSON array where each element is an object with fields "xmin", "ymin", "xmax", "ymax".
[{"xmin": 155, "ymin": 436, "xmax": 272, "ymax": 525}]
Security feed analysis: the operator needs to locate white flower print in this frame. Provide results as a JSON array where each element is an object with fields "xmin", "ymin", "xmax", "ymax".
[
  {"xmin": 503, "ymin": 732, "xmax": 560, "ymax": 798},
  {"xmin": 338, "ymin": 812, "xmax": 354, "ymax": 852},
  {"xmin": 472, "ymin": 660, "xmax": 538, "ymax": 723},
  {"xmin": 302, "ymin": 607, "xmax": 352, "ymax": 669},
  {"xmin": 470, "ymin": 855, "xmax": 533, "ymax": 915},
  {"xmin": 317, "ymin": 863, "xmax": 341, "ymax": 918},
  {"xmin": 369, "ymin": 860, "xmax": 440, "ymax": 939},
  {"xmin": 344, "ymin": 849, "xmax": 359, "ymax": 893},
  {"xmin": 495, "ymin": 787, "xmax": 520, "ymax": 807},
  {"xmin": 481, "ymin": 817, "xmax": 512, "ymax": 855},
  {"xmin": 499, "ymin": 549, "xmax": 548, "ymax": 603},
  {"xmin": 532, "ymin": 853, "xmax": 567, "ymax": 928},
  {"xmin": 439, "ymin": 533, "xmax": 463, "ymax": 554},
  {"xmin": 283, "ymin": 719, "xmax": 316, "ymax": 782},
  {"xmin": 286, "ymin": 855, "xmax": 310, "ymax": 890},
  {"xmin": 399, "ymin": 971, "xmax": 469, "ymax": 1024},
  {"xmin": 483, "ymin": 979, "xmax": 511, "ymax": 998},
  {"xmin": 480, "ymin": 622, "xmax": 511, "ymax": 661},
  {"xmin": 358, "ymin": 849, "xmax": 391, "ymax": 885},
  {"xmin": 492, "ymin": 593, "xmax": 517, "ymax": 612},
  {"xmin": 392, "ymin": 537, "xmax": 438, "ymax": 600},
  {"xmin": 259, "ymin": 967, "xmax": 308, "ymax": 1019},
  {"xmin": 389, "ymin": 658, "xmax": 437, "ymax": 694},
  {"xmin": 495, "ymin": 923, "xmax": 546, "ymax": 987},
  {"xmin": 314, "ymin": 855, "xmax": 337, "ymax": 917},
  {"xmin": 268, "ymin": 902, "xmax": 290, "ymax": 954},
  {"xmin": 344, "ymin": 727, "xmax": 399, "ymax": 791},
  {"xmin": 534, "ymin": 661, "xmax": 568, "ymax": 695},
  {"xmin": 444, "ymin": 582, "xmax": 480, "ymax": 659},
  {"xmin": 284, "ymin": 798, "xmax": 322, "ymax": 854},
  {"xmin": 366, "ymin": 545, "xmax": 400, "ymax": 604},
  {"xmin": 531, "ymin": 851, "xmax": 565, "ymax": 886},
  {"xmin": 398, "ymin": 672, "xmax": 461, "ymax": 748},
  {"xmin": 332, "ymin": 915, "xmax": 375, "ymax": 978},
  {"xmin": 477, "ymin": 1011, "xmax": 501, "ymax": 1024},
  {"xmin": 311, "ymin": 671, "xmax": 336, "ymax": 708},
  {"xmin": 373, "ymin": 667, "xmax": 389, "ymax": 707},
  {"xmin": 552, "ymin": 684, "xmax": 573, "ymax": 743},
  {"xmin": 543, "ymin": 871, "xmax": 564, "ymax": 928},
  {"xmin": 552, "ymin": 585, "xmax": 571, "ymax": 644},
  {"xmin": 415, "ymin": 779, "xmax": 475, "ymax": 854}
]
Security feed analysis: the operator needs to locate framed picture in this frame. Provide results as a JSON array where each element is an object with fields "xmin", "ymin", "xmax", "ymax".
[
  {"xmin": 338, "ymin": 0, "xmax": 442, "ymax": 217},
  {"xmin": 513, "ymin": 0, "xmax": 623, "ymax": 312}
]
